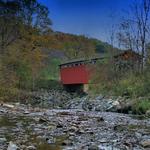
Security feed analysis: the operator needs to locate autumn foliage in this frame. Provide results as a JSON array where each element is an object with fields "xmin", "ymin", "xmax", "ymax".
[{"xmin": 0, "ymin": 0, "xmax": 99, "ymax": 101}]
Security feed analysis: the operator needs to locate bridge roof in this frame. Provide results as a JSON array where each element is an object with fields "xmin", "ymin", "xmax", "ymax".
[
  {"xmin": 59, "ymin": 50, "xmax": 142, "ymax": 67},
  {"xmin": 59, "ymin": 56, "xmax": 106, "ymax": 67}
]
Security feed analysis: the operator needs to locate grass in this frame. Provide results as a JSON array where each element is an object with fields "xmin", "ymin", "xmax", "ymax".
[
  {"xmin": 40, "ymin": 58, "xmax": 61, "ymax": 80},
  {"xmin": 132, "ymin": 99, "xmax": 150, "ymax": 114},
  {"xmin": 89, "ymin": 68, "xmax": 150, "ymax": 114}
]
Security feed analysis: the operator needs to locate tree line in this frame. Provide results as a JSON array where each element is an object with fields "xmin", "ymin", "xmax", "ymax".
[
  {"xmin": 114, "ymin": 0, "xmax": 150, "ymax": 72},
  {"xmin": 0, "ymin": 0, "xmax": 99, "ymax": 101},
  {"xmin": 90, "ymin": 0, "xmax": 150, "ymax": 110}
]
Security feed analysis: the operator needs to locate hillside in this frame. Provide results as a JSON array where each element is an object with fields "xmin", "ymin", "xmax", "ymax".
[
  {"xmin": 42, "ymin": 31, "xmax": 119, "ymax": 60},
  {"xmin": 0, "ymin": 0, "xmax": 123, "ymax": 99},
  {"xmin": 39, "ymin": 31, "xmax": 119, "ymax": 82}
]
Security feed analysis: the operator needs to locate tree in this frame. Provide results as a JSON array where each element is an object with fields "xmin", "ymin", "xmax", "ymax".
[
  {"xmin": 19, "ymin": 0, "xmax": 52, "ymax": 33},
  {"xmin": 0, "ymin": 0, "xmax": 52, "ymax": 54},
  {"xmin": 0, "ymin": 0, "xmax": 21, "ymax": 53},
  {"xmin": 0, "ymin": 0, "xmax": 52, "ymax": 100},
  {"xmin": 133, "ymin": 0, "xmax": 150, "ymax": 70},
  {"xmin": 117, "ymin": 0, "xmax": 150, "ymax": 72}
]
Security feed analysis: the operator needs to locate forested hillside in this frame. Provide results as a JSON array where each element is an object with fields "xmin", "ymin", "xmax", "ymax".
[{"xmin": 0, "ymin": 0, "xmax": 116, "ymax": 101}]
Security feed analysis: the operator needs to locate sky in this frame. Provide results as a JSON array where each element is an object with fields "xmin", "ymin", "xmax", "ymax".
[{"xmin": 38, "ymin": 0, "xmax": 133, "ymax": 43}]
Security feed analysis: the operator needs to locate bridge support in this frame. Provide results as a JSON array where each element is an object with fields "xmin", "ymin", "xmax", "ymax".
[
  {"xmin": 63, "ymin": 83, "xmax": 89, "ymax": 93},
  {"xmin": 83, "ymin": 84, "xmax": 89, "ymax": 93}
]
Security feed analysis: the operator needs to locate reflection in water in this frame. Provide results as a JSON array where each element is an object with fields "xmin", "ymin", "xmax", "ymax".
[
  {"xmin": 0, "ymin": 116, "xmax": 66, "ymax": 150},
  {"xmin": 0, "ymin": 116, "xmax": 16, "ymax": 127}
]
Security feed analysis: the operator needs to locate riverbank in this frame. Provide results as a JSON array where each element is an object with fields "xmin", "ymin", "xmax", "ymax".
[
  {"xmin": 0, "ymin": 103, "xmax": 150, "ymax": 150},
  {"xmin": 17, "ymin": 89, "xmax": 150, "ymax": 115}
]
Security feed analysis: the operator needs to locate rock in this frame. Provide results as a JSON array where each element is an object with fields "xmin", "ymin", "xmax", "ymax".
[
  {"xmin": 47, "ymin": 125, "xmax": 56, "ymax": 130},
  {"xmin": 61, "ymin": 140, "xmax": 73, "ymax": 146},
  {"xmin": 95, "ymin": 107, "xmax": 102, "ymax": 112},
  {"xmin": 95, "ymin": 95, "xmax": 104, "ymax": 100},
  {"xmin": 69, "ymin": 126, "xmax": 78, "ymax": 132},
  {"xmin": 146, "ymin": 110, "xmax": 150, "ymax": 116},
  {"xmin": 141, "ymin": 139, "xmax": 150, "ymax": 148},
  {"xmin": 88, "ymin": 145, "xmax": 99, "ymax": 150},
  {"xmin": 0, "ymin": 94, "xmax": 150, "ymax": 150},
  {"xmin": 97, "ymin": 117, "xmax": 104, "ymax": 122},
  {"xmin": 88, "ymin": 104, "xmax": 93, "ymax": 111},
  {"xmin": 76, "ymin": 129, "xmax": 84, "ymax": 135},
  {"xmin": 106, "ymin": 100, "xmax": 121, "ymax": 112},
  {"xmin": 39, "ymin": 117, "xmax": 47, "ymax": 123},
  {"xmin": 99, "ymin": 139, "xmax": 107, "ymax": 143},
  {"xmin": 36, "ymin": 136, "xmax": 44, "ymax": 141},
  {"xmin": 27, "ymin": 145, "xmax": 36, "ymax": 150},
  {"xmin": 0, "ymin": 137, "xmax": 7, "ymax": 143},
  {"xmin": 135, "ymin": 132, "xmax": 142, "ymax": 139},
  {"xmin": 46, "ymin": 137, "xmax": 55, "ymax": 144},
  {"xmin": 113, "ymin": 101, "xmax": 120, "ymax": 108},
  {"xmin": 69, "ymin": 132, "xmax": 76, "ymax": 136},
  {"xmin": 14, "ymin": 103, "xmax": 20, "ymax": 107},
  {"xmin": 0, "ymin": 108, "xmax": 8, "ymax": 113},
  {"xmin": 56, "ymin": 123, "xmax": 63, "ymax": 128},
  {"xmin": 3, "ymin": 104, "xmax": 15, "ymax": 108},
  {"xmin": 24, "ymin": 110, "xmax": 30, "ymax": 114},
  {"xmin": 7, "ymin": 141, "xmax": 18, "ymax": 150},
  {"xmin": 21, "ymin": 145, "xmax": 27, "ymax": 149},
  {"xmin": 98, "ymin": 145, "xmax": 114, "ymax": 150}
]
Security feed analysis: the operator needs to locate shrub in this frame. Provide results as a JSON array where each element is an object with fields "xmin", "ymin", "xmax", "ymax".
[
  {"xmin": 113, "ymin": 73, "xmax": 140, "ymax": 96},
  {"xmin": 132, "ymin": 99, "xmax": 150, "ymax": 114},
  {"xmin": 35, "ymin": 79, "xmax": 63, "ymax": 90},
  {"xmin": 0, "ymin": 87, "xmax": 19, "ymax": 102},
  {"xmin": 113, "ymin": 72, "xmax": 150, "ymax": 97},
  {"xmin": 89, "ymin": 60, "xmax": 117, "ymax": 95}
]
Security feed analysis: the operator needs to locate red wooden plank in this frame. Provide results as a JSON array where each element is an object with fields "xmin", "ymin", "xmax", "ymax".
[{"xmin": 60, "ymin": 65, "xmax": 89, "ymax": 84}]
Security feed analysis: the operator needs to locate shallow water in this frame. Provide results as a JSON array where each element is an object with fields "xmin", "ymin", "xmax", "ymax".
[
  {"xmin": 0, "ymin": 115, "xmax": 66, "ymax": 150},
  {"xmin": 0, "ymin": 105, "xmax": 150, "ymax": 150}
]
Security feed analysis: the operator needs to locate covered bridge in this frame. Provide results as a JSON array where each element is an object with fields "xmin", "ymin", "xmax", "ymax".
[
  {"xmin": 59, "ymin": 57, "xmax": 105, "ymax": 92},
  {"xmin": 59, "ymin": 50, "xmax": 142, "ymax": 92}
]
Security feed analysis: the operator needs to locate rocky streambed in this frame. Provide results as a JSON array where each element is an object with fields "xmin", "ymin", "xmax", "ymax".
[
  {"xmin": 0, "ymin": 103, "xmax": 150, "ymax": 150},
  {"xmin": 23, "ymin": 90, "xmax": 133, "ymax": 113}
]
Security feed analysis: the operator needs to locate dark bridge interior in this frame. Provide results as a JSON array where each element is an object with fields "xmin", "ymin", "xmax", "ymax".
[{"xmin": 63, "ymin": 84, "xmax": 83, "ymax": 92}]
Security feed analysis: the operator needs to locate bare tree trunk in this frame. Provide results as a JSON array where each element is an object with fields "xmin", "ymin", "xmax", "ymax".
[{"xmin": 116, "ymin": 0, "xmax": 150, "ymax": 73}]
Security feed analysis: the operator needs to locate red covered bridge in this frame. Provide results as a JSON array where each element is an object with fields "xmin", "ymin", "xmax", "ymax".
[
  {"xmin": 59, "ymin": 57, "xmax": 105, "ymax": 92},
  {"xmin": 59, "ymin": 50, "xmax": 142, "ymax": 92}
]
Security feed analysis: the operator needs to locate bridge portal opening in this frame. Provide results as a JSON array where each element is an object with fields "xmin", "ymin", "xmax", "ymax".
[{"xmin": 64, "ymin": 84, "xmax": 83, "ymax": 93}]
